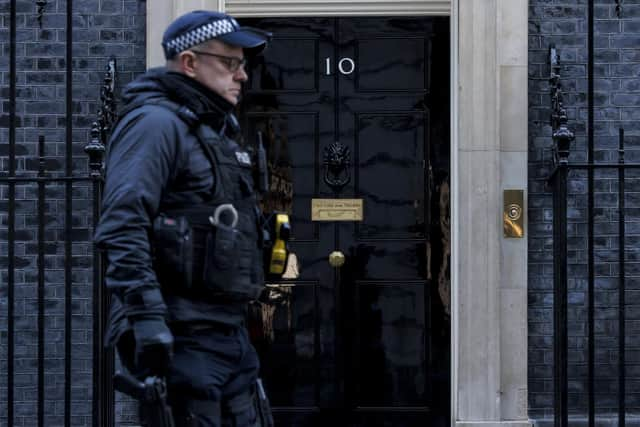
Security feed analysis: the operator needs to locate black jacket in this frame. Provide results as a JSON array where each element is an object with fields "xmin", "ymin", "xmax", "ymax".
[{"xmin": 95, "ymin": 68, "xmax": 251, "ymax": 346}]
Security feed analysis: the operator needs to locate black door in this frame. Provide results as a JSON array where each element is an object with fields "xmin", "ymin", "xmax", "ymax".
[{"xmin": 240, "ymin": 17, "xmax": 450, "ymax": 427}]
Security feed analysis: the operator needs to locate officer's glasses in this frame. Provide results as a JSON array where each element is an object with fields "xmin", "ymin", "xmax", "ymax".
[{"xmin": 190, "ymin": 50, "xmax": 247, "ymax": 73}]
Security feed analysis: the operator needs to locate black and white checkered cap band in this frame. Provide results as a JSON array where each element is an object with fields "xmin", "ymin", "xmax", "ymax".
[{"xmin": 163, "ymin": 18, "xmax": 236, "ymax": 56}]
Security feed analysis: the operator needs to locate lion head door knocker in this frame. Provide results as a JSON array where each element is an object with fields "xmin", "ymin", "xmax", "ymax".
[{"xmin": 323, "ymin": 141, "xmax": 351, "ymax": 193}]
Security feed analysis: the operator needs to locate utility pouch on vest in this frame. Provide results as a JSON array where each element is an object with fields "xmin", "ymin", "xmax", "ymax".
[
  {"xmin": 202, "ymin": 204, "xmax": 240, "ymax": 292},
  {"xmin": 152, "ymin": 215, "xmax": 193, "ymax": 288}
]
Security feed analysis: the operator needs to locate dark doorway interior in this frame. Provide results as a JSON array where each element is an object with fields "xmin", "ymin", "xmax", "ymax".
[{"xmin": 239, "ymin": 17, "xmax": 451, "ymax": 427}]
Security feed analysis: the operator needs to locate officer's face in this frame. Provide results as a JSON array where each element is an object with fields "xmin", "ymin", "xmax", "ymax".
[{"xmin": 186, "ymin": 40, "xmax": 248, "ymax": 105}]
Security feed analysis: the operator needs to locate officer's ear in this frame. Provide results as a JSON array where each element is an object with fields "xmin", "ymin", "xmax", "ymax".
[{"xmin": 176, "ymin": 51, "xmax": 198, "ymax": 78}]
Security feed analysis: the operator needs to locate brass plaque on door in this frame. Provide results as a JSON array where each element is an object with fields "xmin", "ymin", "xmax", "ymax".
[
  {"xmin": 504, "ymin": 190, "xmax": 524, "ymax": 238},
  {"xmin": 312, "ymin": 199, "xmax": 363, "ymax": 221}
]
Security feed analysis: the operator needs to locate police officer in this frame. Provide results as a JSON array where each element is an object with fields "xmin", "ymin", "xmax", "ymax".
[{"xmin": 95, "ymin": 10, "xmax": 273, "ymax": 427}]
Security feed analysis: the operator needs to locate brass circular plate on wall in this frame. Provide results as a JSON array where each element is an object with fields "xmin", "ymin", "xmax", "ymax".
[{"xmin": 507, "ymin": 203, "xmax": 522, "ymax": 221}]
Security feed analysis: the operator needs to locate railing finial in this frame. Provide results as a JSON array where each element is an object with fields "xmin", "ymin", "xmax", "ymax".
[
  {"xmin": 549, "ymin": 45, "xmax": 574, "ymax": 167},
  {"xmin": 35, "ymin": 0, "xmax": 47, "ymax": 29},
  {"xmin": 615, "ymin": 0, "xmax": 623, "ymax": 18},
  {"xmin": 84, "ymin": 58, "xmax": 117, "ymax": 179}
]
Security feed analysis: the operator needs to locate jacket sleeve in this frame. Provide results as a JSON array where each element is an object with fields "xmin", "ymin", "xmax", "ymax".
[{"xmin": 95, "ymin": 106, "xmax": 184, "ymax": 300}]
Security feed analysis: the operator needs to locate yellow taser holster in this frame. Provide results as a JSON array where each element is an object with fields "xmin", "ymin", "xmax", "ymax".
[{"xmin": 269, "ymin": 213, "xmax": 290, "ymax": 276}]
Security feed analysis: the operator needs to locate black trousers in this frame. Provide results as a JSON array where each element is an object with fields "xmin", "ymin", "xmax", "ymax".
[
  {"xmin": 119, "ymin": 323, "xmax": 260, "ymax": 427},
  {"xmin": 167, "ymin": 324, "xmax": 260, "ymax": 427}
]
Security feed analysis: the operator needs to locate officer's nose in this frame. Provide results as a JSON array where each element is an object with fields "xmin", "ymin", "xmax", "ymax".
[{"xmin": 235, "ymin": 66, "xmax": 248, "ymax": 82}]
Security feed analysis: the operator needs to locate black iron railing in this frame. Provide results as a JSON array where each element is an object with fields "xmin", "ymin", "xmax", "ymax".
[
  {"xmin": 87, "ymin": 58, "xmax": 117, "ymax": 427},
  {"xmin": 548, "ymin": 43, "xmax": 572, "ymax": 427},
  {"xmin": 548, "ymin": 38, "xmax": 635, "ymax": 427},
  {"xmin": 1, "ymin": 4, "xmax": 115, "ymax": 423}
]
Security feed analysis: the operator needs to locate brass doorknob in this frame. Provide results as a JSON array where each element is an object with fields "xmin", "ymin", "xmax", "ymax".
[{"xmin": 328, "ymin": 251, "xmax": 345, "ymax": 268}]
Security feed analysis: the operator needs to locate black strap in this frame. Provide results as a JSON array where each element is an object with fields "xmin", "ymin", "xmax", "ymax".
[
  {"xmin": 145, "ymin": 99, "xmax": 231, "ymax": 199},
  {"xmin": 128, "ymin": 99, "xmax": 229, "ymax": 199},
  {"xmin": 194, "ymin": 125, "xmax": 228, "ymax": 197}
]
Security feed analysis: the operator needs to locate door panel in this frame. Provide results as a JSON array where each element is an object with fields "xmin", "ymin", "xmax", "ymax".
[
  {"xmin": 241, "ymin": 17, "xmax": 449, "ymax": 426},
  {"xmin": 355, "ymin": 282, "xmax": 427, "ymax": 406},
  {"xmin": 247, "ymin": 38, "xmax": 320, "ymax": 92},
  {"xmin": 356, "ymin": 38, "xmax": 427, "ymax": 91},
  {"xmin": 356, "ymin": 113, "xmax": 427, "ymax": 239}
]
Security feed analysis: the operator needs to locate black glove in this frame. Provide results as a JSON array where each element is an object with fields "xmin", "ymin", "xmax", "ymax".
[
  {"xmin": 131, "ymin": 314, "xmax": 174, "ymax": 376},
  {"xmin": 122, "ymin": 286, "xmax": 173, "ymax": 376}
]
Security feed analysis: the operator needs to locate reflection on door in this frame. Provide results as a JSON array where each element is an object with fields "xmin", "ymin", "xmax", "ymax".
[{"xmin": 241, "ymin": 17, "xmax": 451, "ymax": 427}]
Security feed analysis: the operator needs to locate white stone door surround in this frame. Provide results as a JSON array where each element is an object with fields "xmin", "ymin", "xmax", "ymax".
[{"xmin": 147, "ymin": 1, "xmax": 530, "ymax": 425}]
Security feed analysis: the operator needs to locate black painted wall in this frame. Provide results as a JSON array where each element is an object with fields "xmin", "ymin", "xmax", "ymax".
[{"xmin": 528, "ymin": 0, "xmax": 640, "ymax": 423}]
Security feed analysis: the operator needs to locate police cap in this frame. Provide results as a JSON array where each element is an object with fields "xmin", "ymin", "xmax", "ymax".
[{"xmin": 162, "ymin": 10, "xmax": 271, "ymax": 59}]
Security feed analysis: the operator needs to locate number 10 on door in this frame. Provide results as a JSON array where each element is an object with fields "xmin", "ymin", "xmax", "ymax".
[{"xmin": 325, "ymin": 57, "xmax": 355, "ymax": 75}]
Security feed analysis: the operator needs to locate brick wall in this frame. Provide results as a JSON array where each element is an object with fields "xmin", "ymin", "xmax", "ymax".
[
  {"xmin": 0, "ymin": 0, "xmax": 145, "ymax": 425},
  {"xmin": 528, "ymin": 0, "xmax": 640, "ymax": 422}
]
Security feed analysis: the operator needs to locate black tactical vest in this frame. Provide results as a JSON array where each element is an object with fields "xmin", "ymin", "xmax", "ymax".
[{"xmin": 151, "ymin": 104, "xmax": 265, "ymax": 302}]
